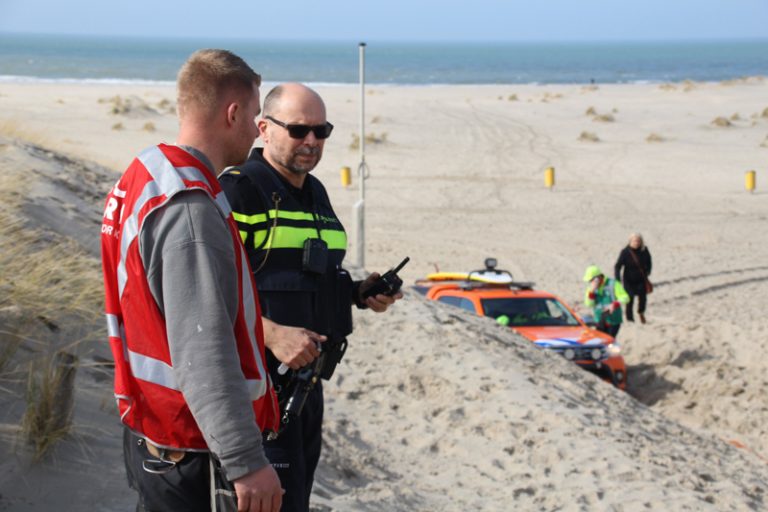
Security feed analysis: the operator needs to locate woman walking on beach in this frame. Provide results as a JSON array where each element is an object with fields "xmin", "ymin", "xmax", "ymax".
[{"xmin": 614, "ymin": 233, "xmax": 653, "ymax": 323}]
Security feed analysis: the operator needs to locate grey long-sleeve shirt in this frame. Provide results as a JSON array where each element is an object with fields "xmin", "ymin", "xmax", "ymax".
[{"xmin": 138, "ymin": 148, "xmax": 267, "ymax": 481}]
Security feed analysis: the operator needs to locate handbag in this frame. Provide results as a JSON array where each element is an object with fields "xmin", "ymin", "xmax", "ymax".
[{"xmin": 628, "ymin": 248, "xmax": 653, "ymax": 294}]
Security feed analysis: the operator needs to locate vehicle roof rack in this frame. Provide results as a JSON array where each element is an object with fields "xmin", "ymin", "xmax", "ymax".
[
  {"xmin": 414, "ymin": 258, "xmax": 535, "ymax": 291},
  {"xmin": 459, "ymin": 280, "xmax": 535, "ymax": 291}
]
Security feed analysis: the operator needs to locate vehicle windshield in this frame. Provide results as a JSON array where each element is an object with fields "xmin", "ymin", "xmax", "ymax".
[{"xmin": 481, "ymin": 297, "xmax": 581, "ymax": 327}]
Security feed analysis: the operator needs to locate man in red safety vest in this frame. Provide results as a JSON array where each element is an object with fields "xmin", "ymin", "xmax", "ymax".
[{"xmin": 101, "ymin": 49, "xmax": 283, "ymax": 512}]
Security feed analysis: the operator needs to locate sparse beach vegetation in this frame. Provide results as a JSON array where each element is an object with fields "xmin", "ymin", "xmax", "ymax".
[
  {"xmin": 0, "ymin": 136, "xmax": 103, "ymax": 461},
  {"xmin": 0, "ymin": 120, "xmax": 49, "ymax": 146},
  {"xmin": 646, "ymin": 133, "xmax": 665, "ymax": 143},
  {"xmin": 578, "ymin": 131, "xmax": 600, "ymax": 142},
  {"xmin": 349, "ymin": 132, "xmax": 388, "ymax": 150},
  {"xmin": 711, "ymin": 116, "xmax": 732, "ymax": 127},
  {"xmin": 21, "ymin": 351, "xmax": 78, "ymax": 461},
  {"xmin": 156, "ymin": 98, "xmax": 176, "ymax": 114},
  {"xmin": 593, "ymin": 113, "xmax": 615, "ymax": 123}
]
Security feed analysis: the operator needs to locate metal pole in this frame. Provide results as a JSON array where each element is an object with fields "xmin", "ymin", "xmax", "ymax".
[{"xmin": 354, "ymin": 42, "xmax": 367, "ymax": 268}]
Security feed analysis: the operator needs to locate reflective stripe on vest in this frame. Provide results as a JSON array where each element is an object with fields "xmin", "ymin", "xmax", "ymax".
[
  {"xmin": 111, "ymin": 146, "xmax": 267, "ymax": 401},
  {"xmin": 232, "ymin": 209, "xmax": 347, "ymax": 250},
  {"xmin": 237, "ymin": 240, "xmax": 269, "ymax": 396},
  {"xmin": 117, "ymin": 147, "xmax": 222, "ymax": 298}
]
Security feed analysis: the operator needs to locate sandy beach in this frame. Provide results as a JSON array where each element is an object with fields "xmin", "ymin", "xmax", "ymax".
[{"xmin": 1, "ymin": 78, "xmax": 767, "ymax": 510}]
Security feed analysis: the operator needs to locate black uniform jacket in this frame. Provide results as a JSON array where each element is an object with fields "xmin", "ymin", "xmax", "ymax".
[{"xmin": 219, "ymin": 149, "xmax": 354, "ymax": 375}]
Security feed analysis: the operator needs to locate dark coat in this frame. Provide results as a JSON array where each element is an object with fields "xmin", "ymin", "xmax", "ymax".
[{"xmin": 615, "ymin": 246, "xmax": 652, "ymax": 294}]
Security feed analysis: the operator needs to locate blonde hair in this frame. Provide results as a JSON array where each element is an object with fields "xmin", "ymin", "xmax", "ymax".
[
  {"xmin": 177, "ymin": 49, "xmax": 261, "ymax": 120},
  {"xmin": 629, "ymin": 232, "xmax": 645, "ymax": 248}
]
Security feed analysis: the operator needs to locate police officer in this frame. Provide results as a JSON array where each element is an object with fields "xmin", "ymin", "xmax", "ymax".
[{"xmin": 219, "ymin": 83, "xmax": 401, "ymax": 512}]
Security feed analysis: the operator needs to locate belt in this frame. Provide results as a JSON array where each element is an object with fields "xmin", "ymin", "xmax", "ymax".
[{"xmin": 143, "ymin": 439, "xmax": 186, "ymax": 463}]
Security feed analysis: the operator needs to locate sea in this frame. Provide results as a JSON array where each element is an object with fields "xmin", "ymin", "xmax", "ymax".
[{"xmin": 1, "ymin": 33, "xmax": 767, "ymax": 86}]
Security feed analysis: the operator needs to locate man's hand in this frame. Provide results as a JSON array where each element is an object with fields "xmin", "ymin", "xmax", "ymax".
[
  {"xmin": 262, "ymin": 318, "xmax": 326, "ymax": 370},
  {"xmin": 359, "ymin": 272, "xmax": 403, "ymax": 313},
  {"xmin": 233, "ymin": 464, "xmax": 284, "ymax": 512}
]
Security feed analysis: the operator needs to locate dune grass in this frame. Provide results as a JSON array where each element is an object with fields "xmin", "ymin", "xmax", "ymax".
[
  {"xmin": 349, "ymin": 132, "xmax": 389, "ymax": 150},
  {"xmin": 711, "ymin": 116, "xmax": 732, "ymax": 127},
  {"xmin": 0, "ymin": 120, "xmax": 50, "ymax": 147},
  {"xmin": 578, "ymin": 131, "xmax": 600, "ymax": 143},
  {"xmin": 0, "ymin": 141, "xmax": 103, "ymax": 459},
  {"xmin": 593, "ymin": 114, "xmax": 615, "ymax": 123},
  {"xmin": 0, "ymin": 214, "xmax": 102, "ymax": 325},
  {"xmin": 21, "ymin": 351, "xmax": 78, "ymax": 461}
]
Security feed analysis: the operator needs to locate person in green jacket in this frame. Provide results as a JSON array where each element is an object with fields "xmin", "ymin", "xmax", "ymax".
[{"xmin": 583, "ymin": 265, "xmax": 630, "ymax": 338}]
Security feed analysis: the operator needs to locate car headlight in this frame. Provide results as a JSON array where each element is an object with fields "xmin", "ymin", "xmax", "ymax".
[
  {"xmin": 606, "ymin": 343, "xmax": 622, "ymax": 357},
  {"xmin": 563, "ymin": 348, "xmax": 576, "ymax": 360},
  {"xmin": 591, "ymin": 348, "xmax": 602, "ymax": 361}
]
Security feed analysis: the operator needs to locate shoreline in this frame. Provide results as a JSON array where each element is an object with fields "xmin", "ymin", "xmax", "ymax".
[{"xmin": 1, "ymin": 75, "xmax": 766, "ymax": 88}]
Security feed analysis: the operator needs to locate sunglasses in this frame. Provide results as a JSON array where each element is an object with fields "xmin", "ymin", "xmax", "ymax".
[{"xmin": 265, "ymin": 115, "xmax": 334, "ymax": 140}]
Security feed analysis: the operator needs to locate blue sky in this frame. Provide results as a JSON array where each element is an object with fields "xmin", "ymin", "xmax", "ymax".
[{"xmin": 1, "ymin": 0, "xmax": 766, "ymax": 42}]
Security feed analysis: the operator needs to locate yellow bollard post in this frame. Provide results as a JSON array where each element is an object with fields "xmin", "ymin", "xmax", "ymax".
[
  {"xmin": 544, "ymin": 167, "xmax": 555, "ymax": 190},
  {"xmin": 745, "ymin": 170, "xmax": 756, "ymax": 193},
  {"xmin": 340, "ymin": 166, "xmax": 351, "ymax": 187}
]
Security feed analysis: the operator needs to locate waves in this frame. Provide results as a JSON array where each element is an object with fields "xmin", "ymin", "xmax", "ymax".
[{"xmin": 1, "ymin": 34, "xmax": 766, "ymax": 85}]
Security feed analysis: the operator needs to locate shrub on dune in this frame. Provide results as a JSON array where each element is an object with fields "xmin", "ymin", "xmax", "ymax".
[
  {"xmin": 711, "ymin": 117, "xmax": 732, "ymax": 127},
  {"xmin": 593, "ymin": 114, "xmax": 615, "ymax": 123},
  {"xmin": 646, "ymin": 133, "xmax": 665, "ymax": 143},
  {"xmin": 578, "ymin": 131, "xmax": 600, "ymax": 142}
]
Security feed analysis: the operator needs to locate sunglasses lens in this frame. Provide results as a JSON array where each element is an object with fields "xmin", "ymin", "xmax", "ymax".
[
  {"xmin": 283, "ymin": 122, "xmax": 334, "ymax": 139},
  {"xmin": 315, "ymin": 123, "xmax": 333, "ymax": 139},
  {"xmin": 286, "ymin": 125, "xmax": 312, "ymax": 138}
]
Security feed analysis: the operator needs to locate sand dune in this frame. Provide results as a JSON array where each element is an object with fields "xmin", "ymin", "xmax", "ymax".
[{"xmin": 1, "ymin": 79, "xmax": 767, "ymax": 510}]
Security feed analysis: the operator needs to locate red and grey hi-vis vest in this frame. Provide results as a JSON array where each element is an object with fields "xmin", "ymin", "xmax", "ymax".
[{"xmin": 100, "ymin": 144, "xmax": 278, "ymax": 450}]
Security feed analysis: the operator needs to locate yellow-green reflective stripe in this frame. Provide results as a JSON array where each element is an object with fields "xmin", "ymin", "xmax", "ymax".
[
  {"xmin": 232, "ymin": 209, "xmax": 319, "ymax": 225},
  {"xmin": 232, "ymin": 211, "xmax": 268, "ymax": 224},
  {"xmin": 273, "ymin": 210, "xmax": 315, "ymax": 221},
  {"xmin": 253, "ymin": 226, "xmax": 347, "ymax": 250},
  {"xmin": 321, "ymin": 230, "xmax": 347, "ymax": 249}
]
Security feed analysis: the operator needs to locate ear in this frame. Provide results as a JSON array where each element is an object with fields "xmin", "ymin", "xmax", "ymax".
[
  {"xmin": 225, "ymin": 102, "xmax": 239, "ymax": 127},
  {"xmin": 258, "ymin": 118, "xmax": 269, "ymax": 139}
]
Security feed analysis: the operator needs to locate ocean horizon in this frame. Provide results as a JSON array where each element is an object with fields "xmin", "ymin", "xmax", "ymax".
[{"xmin": 1, "ymin": 33, "xmax": 767, "ymax": 86}]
